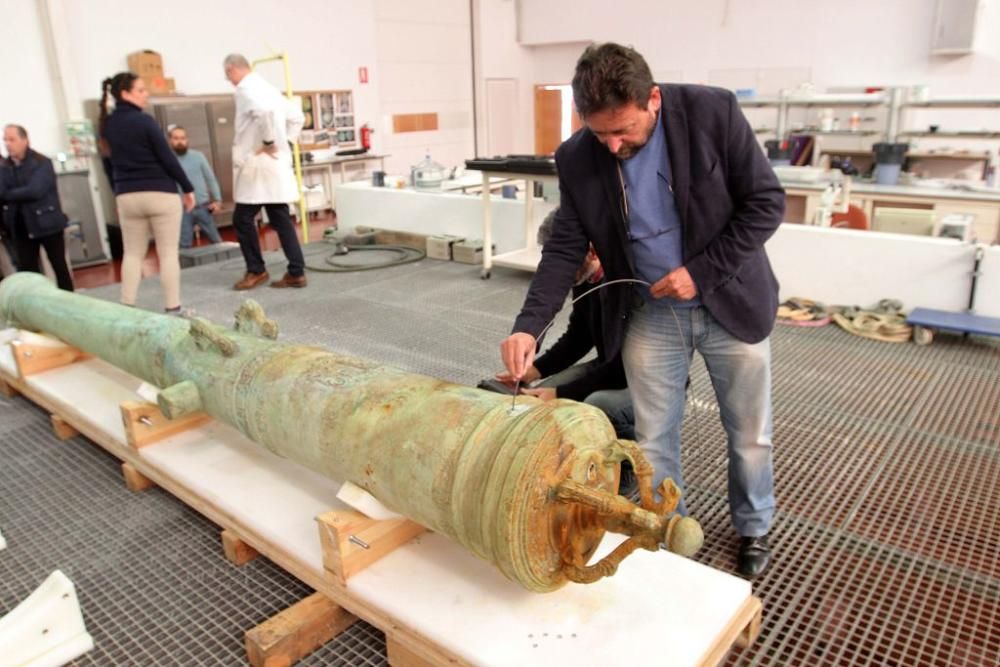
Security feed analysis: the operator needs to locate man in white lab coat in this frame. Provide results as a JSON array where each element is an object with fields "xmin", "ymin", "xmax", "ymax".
[{"xmin": 224, "ymin": 53, "xmax": 307, "ymax": 290}]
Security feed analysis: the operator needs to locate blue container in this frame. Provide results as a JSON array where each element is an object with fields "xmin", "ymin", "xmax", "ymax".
[{"xmin": 874, "ymin": 163, "xmax": 902, "ymax": 186}]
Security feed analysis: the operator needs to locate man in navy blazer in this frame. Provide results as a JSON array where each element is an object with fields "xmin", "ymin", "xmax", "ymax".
[{"xmin": 501, "ymin": 43, "xmax": 784, "ymax": 578}]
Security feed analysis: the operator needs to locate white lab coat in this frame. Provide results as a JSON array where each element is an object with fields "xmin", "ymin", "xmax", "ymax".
[{"xmin": 232, "ymin": 71, "xmax": 305, "ymax": 204}]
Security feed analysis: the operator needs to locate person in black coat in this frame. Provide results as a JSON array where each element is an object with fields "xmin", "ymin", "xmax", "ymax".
[
  {"xmin": 495, "ymin": 211, "xmax": 634, "ymax": 441},
  {"xmin": 499, "ymin": 44, "xmax": 784, "ymax": 578},
  {"xmin": 0, "ymin": 125, "xmax": 74, "ymax": 291}
]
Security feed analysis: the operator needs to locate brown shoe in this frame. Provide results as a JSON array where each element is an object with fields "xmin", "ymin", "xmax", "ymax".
[
  {"xmin": 270, "ymin": 273, "xmax": 307, "ymax": 288},
  {"xmin": 233, "ymin": 271, "xmax": 270, "ymax": 290}
]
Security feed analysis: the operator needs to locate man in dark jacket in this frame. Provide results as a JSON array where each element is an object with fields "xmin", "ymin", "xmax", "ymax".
[
  {"xmin": 500, "ymin": 44, "xmax": 784, "ymax": 578},
  {"xmin": 1, "ymin": 125, "xmax": 74, "ymax": 291}
]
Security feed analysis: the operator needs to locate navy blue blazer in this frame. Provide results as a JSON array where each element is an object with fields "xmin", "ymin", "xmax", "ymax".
[
  {"xmin": 514, "ymin": 84, "xmax": 785, "ymax": 355},
  {"xmin": 0, "ymin": 151, "xmax": 68, "ymax": 240}
]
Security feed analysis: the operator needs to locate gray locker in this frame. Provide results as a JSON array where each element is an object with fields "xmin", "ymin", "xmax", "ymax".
[{"xmin": 57, "ymin": 170, "xmax": 109, "ymax": 267}]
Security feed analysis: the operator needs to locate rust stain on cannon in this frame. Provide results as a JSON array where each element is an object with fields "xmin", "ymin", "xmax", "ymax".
[{"xmin": 0, "ymin": 272, "xmax": 703, "ymax": 592}]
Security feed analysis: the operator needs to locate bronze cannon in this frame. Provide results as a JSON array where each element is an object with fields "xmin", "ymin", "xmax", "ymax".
[{"xmin": 0, "ymin": 272, "xmax": 702, "ymax": 592}]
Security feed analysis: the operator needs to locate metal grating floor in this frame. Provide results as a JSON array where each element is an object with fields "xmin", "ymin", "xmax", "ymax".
[{"xmin": 1, "ymin": 247, "xmax": 998, "ymax": 666}]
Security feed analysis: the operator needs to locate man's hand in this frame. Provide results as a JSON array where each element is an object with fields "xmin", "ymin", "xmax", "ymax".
[
  {"xmin": 651, "ymin": 266, "xmax": 698, "ymax": 300},
  {"xmin": 495, "ymin": 365, "xmax": 540, "ymax": 388},
  {"xmin": 206, "ymin": 201, "xmax": 222, "ymax": 214},
  {"xmin": 256, "ymin": 144, "xmax": 279, "ymax": 159},
  {"xmin": 182, "ymin": 192, "xmax": 196, "ymax": 213},
  {"xmin": 500, "ymin": 333, "xmax": 537, "ymax": 380},
  {"xmin": 521, "ymin": 387, "xmax": 557, "ymax": 401}
]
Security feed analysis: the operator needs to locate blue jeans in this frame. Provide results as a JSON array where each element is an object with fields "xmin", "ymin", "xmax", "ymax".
[
  {"xmin": 538, "ymin": 361, "xmax": 635, "ymax": 440},
  {"xmin": 623, "ymin": 304, "xmax": 774, "ymax": 537},
  {"xmin": 180, "ymin": 205, "xmax": 223, "ymax": 248}
]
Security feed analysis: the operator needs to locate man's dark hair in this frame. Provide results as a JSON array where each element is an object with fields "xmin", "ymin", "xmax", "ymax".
[
  {"xmin": 571, "ymin": 43, "xmax": 655, "ymax": 117},
  {"xmin": 168, "ymin": 125, "xmax": 186, "ymax": 138}
]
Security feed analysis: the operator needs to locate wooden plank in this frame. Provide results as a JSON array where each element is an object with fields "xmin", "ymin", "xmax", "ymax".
[
  {"xmin": 734, "ymin": 596, "xmax": 763, "ymax": 649},
  {"xmin": 698, "ymin": 595, "xmax": 763, "ymax": 666},
  {"xmin": 245, "ymin": 592, "xmax": 357, "ymax": 667},
  {"xmin": 387, "ymin": 635, "xmax": 439, "ymax": 667},
  {"xmin": 221, "ymin": 528, "xmax": 260, "ymax": 566},
  {"xmin": 50, "ymin": 414, "xmax": 79, "ymax": 441},
  {"xmin": 11, "ymin": 340, "xmax": 88, "ymax": 377},
  {"xmin": 0, "ymin": 376, "xmax": 19, "ymax": 398},
  {"xmin": 316, "ymin": 510, "xmax": 426, "ymax": 585},
  {"xmin": 119, "ymin": 400, "xmax": 211, "ymax": 449},
  {"xmin": 122, "ymin": 462, "xmax": 156, "ymax": 492}
]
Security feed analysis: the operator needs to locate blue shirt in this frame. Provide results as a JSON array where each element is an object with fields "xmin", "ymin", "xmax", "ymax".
[
  {"xmin": 175, "ymin": 150, "xmax": 221, "ymax": 205},
  {"xmin": 619, "ymin": 111, "xmax": 700, "ymax": 307}
]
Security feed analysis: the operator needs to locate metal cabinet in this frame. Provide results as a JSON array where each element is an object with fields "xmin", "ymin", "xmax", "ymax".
[
  {"xmin": 148, "ymin": 95, "xmax": 236, "ymax": 206},
  {"xmin": 57, "ymin": 170, "xmax": 109, "ymax": 267}
]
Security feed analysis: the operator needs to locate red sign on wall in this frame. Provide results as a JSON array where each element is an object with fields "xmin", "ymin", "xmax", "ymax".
[{"xmin": 359, "ymin": 67, "xmax": 368, "ymax": 84}]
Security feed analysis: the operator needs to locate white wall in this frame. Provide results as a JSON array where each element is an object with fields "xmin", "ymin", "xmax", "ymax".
[
  {"xmin": 0, "ymin": 2, "xmax": 66, "ymax": 155},
  {"xmin": 374, "ymin": 0, "xmax": 476, "ymax": 175},
  {"xmin": 479, "ymin": 0, "xmax": 1000, "ymax": 155},
  {"xmin": 1, "ymin": 0, "xmax": 476, "ymax": 179}
]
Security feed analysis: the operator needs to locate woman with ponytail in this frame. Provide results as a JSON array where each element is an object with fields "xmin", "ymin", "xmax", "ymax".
[{"xmin": 100, "ymin": 72, "xmax": 195, "ymax": 314}]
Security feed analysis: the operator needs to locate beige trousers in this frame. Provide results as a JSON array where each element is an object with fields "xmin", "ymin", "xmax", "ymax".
[{"xmin": 116, "ymin": 192, "xmax": 182, "ymax": 309}]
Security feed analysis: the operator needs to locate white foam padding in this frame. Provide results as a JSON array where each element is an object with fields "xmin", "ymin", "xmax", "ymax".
[{"xmin": 0, "ymin": 570, "xmax": 94, "ymax": 667}]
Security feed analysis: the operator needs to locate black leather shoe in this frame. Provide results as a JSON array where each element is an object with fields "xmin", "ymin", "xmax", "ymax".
[{"xmin": 737, "ymin": 535, "xmax": 770, "ymax": 578}]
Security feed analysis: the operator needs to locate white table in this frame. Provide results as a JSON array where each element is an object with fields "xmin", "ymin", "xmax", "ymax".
[
  {"xmin": 476, "ymin": 169, "xmax": 559, "ymax": 278},
  {"xmin": 302, "ymin": 153, "xmax": 388, "ymax": 211}
]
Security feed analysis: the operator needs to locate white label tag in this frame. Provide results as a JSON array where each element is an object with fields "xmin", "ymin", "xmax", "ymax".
[{"xmin": 136, "ymin": 382, "xmax": 160, "ymax": 404}]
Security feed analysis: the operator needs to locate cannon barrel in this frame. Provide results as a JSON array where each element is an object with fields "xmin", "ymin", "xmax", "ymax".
[{"xmin": 0, "ymin": 273, "xmax": 702, "ymax": 591}]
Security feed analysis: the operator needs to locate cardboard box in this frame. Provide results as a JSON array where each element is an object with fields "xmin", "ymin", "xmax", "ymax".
[
  {"xmin": 127, "ymin": 50, "xmax": 163, "ymax": 78},
  {"xmin": 452, "ymin": 239, "xmax": 495, "ymax": 265},
  {"xmin": 143, "ymin": 76, "xmax": 175, "ymax": 95},
  {"xmin": 426, "ymin": 235, "xmax": 465, "ymax": 261},
  {"xmin": 373, "ymin": 229, "xmax": 428, "ymax": 252}
]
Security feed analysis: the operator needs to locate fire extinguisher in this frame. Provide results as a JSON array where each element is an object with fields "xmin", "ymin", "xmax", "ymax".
[{"xmin": 360, "ymin": 123, "xmax": 373, "ymax": 152}]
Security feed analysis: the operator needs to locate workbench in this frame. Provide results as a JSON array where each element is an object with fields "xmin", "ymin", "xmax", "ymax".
[
  {"xmin": 301, "ymin": 153, "xmax": 388, "ymax": 211},
  {"xmin": 783, "ymin": 180, "xmax": 1000, "ymax": 242},
  {"xmin": 476, "ymin": 169, "xmax": 560, "ymax": 278}
]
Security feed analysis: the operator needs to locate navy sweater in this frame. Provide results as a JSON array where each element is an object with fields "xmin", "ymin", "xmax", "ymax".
[
  {"xmin": 533, "ymin": 278, "xmax": 627, "ymax": 401},
  {"xmin": 102, "ymin": 102, "xmax": 193, "ymax": 196}
]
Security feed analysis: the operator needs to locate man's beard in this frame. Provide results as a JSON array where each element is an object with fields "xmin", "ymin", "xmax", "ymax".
[
  {"xmin": 173, "ymin": 146, "xmax": 188, "ymax": 155},
  {"xmin": 613, "ymin": 115, "xmax": 657, "ymax": 160}
]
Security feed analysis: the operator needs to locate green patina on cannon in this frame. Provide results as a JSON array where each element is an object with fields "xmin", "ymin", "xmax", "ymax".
[{"xmin": 0, "ymin": 272, "xmax": 702, "ymax": 592}]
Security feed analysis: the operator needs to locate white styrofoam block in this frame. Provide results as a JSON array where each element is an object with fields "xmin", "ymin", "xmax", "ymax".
[
  {"xmin": 766, "ymin": 225, "xmax": 976, "ymax": 311},
  {"xmin": 0, "ymin": 570, "xmax": 94, "ymax": 667},
  {"xmin": 0, "ymin": 528, "xmax": 6, "ymax": 551},
  {"xmin": 135, "ymin": 382, "xmax": 160, "ymax": 405},
  {"xmin": 337, "ymin": 481, "xmax": 403, "ymax": 521}
]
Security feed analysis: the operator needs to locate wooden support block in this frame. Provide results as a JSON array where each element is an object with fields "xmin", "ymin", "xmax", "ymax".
[
  {"xmin": 10, "ymin": 340, "xmax": 89, "ymax": 377},
  {"xmin": 316, "ymin": 510, "xmax": 426, "ymax": 585},
  {"xmin": 245, "ymin": 592, "xmax": 357, "ymax": 667},
  {"xmin": 0, "ymin": 377, "xmax": 20, "ymax": 398},
  {"xmin": 221, "ymin": 528, "xmax": 260, "ymax": 566},
  {"xmin": 387, "ymin": 636, "xmax": 440, "ymax": 667},
  {"xmin": 49, "ymin": 414, "xmax": 79, "ymax": 441},
  {"xmin": 701, "ymin": 595, "xmax": 763, "ymax": 665},
  {"xmin": 119, "ymin": 400, "xmax": 210, "ymax": 449},
  {"xmin": 734, "ymin": 596, "xmax": 763, "ymax": 648},
  {"xmin": 122, "ymin": 462, "xmax": 156, "ymax": 492}
]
